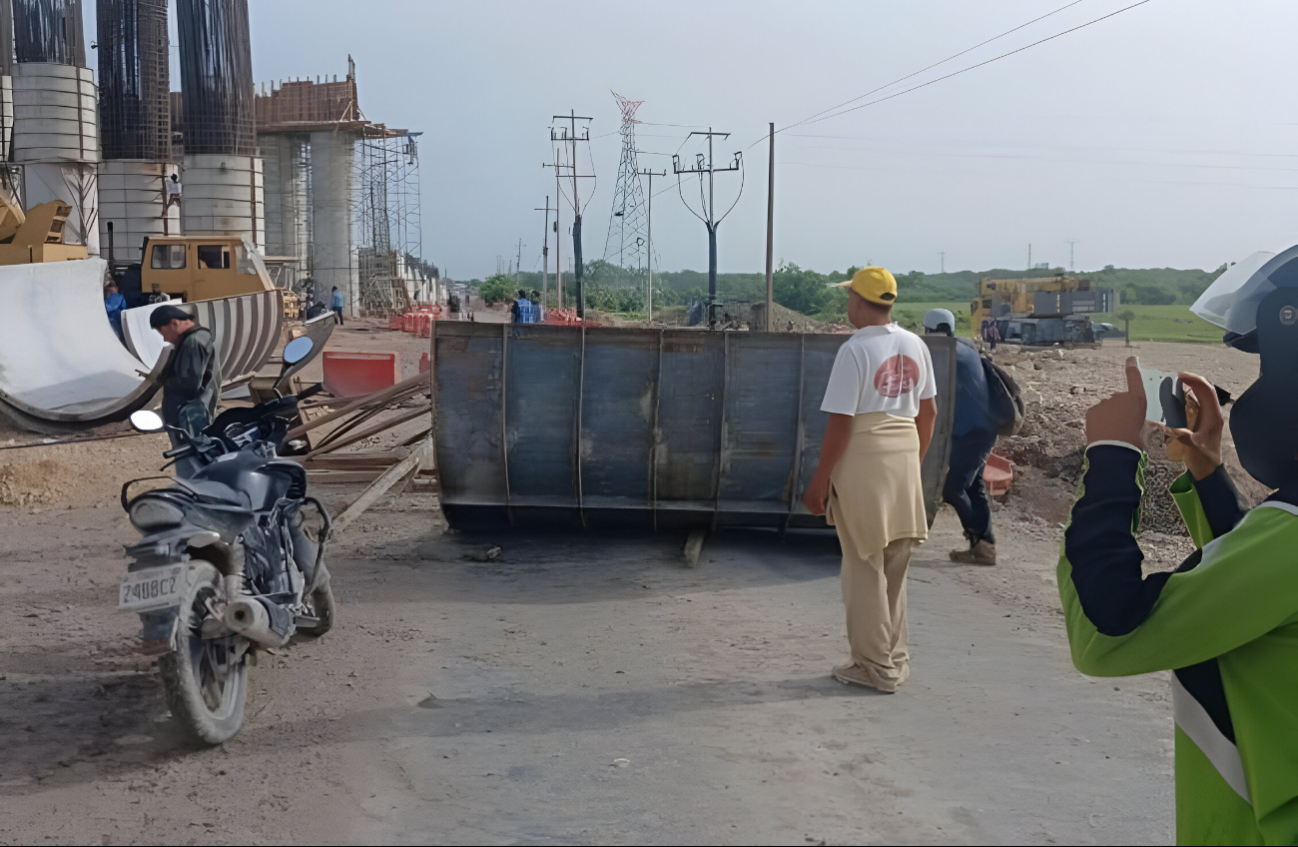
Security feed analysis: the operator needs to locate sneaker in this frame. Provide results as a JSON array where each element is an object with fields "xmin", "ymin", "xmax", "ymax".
[
  {"xmin": 950, "ymin": 539, "xmax": 997, "ymax": 566},
  {"xmin": 832, "ymin": 662, "xmax": 897, "ymax": 694}
]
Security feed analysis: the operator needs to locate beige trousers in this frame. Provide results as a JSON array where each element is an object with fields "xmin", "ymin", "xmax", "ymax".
[{"xmin": 840, "ymin": 537, "xmax": 915, "ymax": 691}]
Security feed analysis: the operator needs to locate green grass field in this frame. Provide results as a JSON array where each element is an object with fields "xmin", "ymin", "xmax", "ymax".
[
  {"xmin": 1090, "ymin": 305, "xmax": 1221, "ymax": 343},
  {"xmin": 890, "ymin": 301, "xmax": 1220, "ymax": 343}
]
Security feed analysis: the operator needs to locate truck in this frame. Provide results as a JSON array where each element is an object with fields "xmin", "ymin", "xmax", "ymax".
[
  {"xmin": 971, "ymin": 274, "xmax": 1116, "ymax": 346},
  {"xmin": 116, "ymin": 234, "xmax": 300, "ymax": 316}
]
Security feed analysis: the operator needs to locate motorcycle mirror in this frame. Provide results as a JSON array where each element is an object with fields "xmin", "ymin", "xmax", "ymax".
[
  {"xmin": 129, "ymin": 409, "xmax": 165, "ymax": 432},
  {"xmin": 282, "ymin": 337, "xmax": 313, "ymax": 365}
]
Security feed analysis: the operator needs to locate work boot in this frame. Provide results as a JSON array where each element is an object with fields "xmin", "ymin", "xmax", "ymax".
[
  {"xmin": 832, "ymin": 662, "xmax": 897, "ymax": 694},
  {"xmin": 950, "ymin": 539, "xmax": 997, "ymax": 566}
]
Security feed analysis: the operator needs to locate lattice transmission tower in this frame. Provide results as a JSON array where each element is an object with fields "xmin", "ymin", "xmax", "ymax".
[{"xmin": 602, "ymin": 91, "xmax": 649, "ymax": 279}]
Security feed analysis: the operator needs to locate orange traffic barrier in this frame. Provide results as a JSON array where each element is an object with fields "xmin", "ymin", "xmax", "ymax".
[{"xmin": 322, "ymin": 351, "xmax": 402, "ymax": 398}]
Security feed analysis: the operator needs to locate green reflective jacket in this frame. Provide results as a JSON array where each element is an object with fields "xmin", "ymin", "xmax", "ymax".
[{"xmin": 1058, "ymin": 445, "xmax": 1298, "ymax": 844}]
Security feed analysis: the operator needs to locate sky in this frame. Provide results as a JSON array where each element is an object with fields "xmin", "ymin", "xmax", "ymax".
[{"xmin": 83, "ymin": 1, "xmax": 1298, "ymax": 279}]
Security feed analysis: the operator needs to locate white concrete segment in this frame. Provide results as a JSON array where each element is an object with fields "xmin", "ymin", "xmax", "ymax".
[
  {"xmin": 0, "ymin": 258, "xmax": 169, "ymax": 426},
  {"xmin": 120, "ymin": 289, "xmax": 287, "ymax": 384}
]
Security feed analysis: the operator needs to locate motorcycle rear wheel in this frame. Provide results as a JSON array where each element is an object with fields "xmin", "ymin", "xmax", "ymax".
[{"xmin": 159, "ymin": 561, "xmax": 248, "ymax": 745}]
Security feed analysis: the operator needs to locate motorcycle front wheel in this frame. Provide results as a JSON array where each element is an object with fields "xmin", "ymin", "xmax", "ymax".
[{"xmin": 159, "ymin": 561, "xmax": 248, "ymax": 745}]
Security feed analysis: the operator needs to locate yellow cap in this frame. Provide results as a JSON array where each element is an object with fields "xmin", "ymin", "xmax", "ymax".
[{"xmin": 838, "ymin": 266, "xmax": 897, "ymax": 305}]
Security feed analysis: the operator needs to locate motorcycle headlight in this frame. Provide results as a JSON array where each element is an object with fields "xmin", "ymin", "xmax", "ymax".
[{"xmin": 129, "ymin": 498, "xmax": 185, "ymax": 531}]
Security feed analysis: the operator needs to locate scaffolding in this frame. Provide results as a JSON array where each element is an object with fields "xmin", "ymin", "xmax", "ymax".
[{"xmin": 354, "ymin": 127, "xmax": 422, "ymax": 315}]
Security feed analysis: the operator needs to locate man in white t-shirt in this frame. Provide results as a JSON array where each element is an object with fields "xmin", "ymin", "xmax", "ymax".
[{"xmin": 802, "ymin": 266, "xmax": 937, "ymax": 693}]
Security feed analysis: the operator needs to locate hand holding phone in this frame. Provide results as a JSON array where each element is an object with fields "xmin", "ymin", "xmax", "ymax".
[{"xmin": 1165, "ymin": 372, "xmax": 1224, "ymax": 481}]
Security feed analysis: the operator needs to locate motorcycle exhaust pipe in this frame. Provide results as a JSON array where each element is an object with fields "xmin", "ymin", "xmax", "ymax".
[{"xmin": 225, "ymin": 598, "xmax": 290, "ymax": 648}]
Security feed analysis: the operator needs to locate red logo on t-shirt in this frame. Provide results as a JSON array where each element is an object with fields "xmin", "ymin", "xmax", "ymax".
[{"xmin": 872, "ymin": 354, "xmax": 920, "ymax": 398}]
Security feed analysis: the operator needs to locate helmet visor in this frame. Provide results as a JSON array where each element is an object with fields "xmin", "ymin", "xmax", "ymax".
[{"xmin": 1190, "ymin": 250, "xmax": 1276, "ymax": 335}]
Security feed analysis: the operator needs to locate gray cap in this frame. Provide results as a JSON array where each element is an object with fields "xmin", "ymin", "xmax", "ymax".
[
  {"xmin": 148, "ymin": 304, "xmax": 193, "ymax": 328},
  {"xmin": 923, "ymin": 308, "xmax": 956, "ymax": 335}
]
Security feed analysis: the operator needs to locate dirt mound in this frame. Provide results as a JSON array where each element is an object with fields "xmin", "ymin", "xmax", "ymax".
[{"xmin": 0, "ymin": 458, "xmax": 72, "ymax": 507}]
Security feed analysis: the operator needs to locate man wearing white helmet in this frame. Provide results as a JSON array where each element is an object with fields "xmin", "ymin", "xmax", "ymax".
[{"xmin": 924, "ymin": 308, "xmax": 1000, "ymax": 565}]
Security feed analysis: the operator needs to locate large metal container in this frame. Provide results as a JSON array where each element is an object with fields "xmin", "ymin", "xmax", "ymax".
[
  {"xmin": 433, "ymin": 322, "xmax": 957, "ymax": 531},
  {"xmin": 180, "ymin": 152, "xmax": 265, "ymax": 247},
  {"xmin": 98, "ymin": 160, "xmax": 179, "ymax": 266}
]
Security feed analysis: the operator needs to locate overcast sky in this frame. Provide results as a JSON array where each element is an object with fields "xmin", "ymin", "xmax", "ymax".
[{"xmin": 84, "ymin": 1, "xmax": 1298, "ymax": 279}]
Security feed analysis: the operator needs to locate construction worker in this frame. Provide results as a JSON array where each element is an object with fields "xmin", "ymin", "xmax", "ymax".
[
  {"xmin": 104, "ymin": 278, "xmax": 127, "ymax": 343},
  {"xmin": 803, "ymin": 267, "xmax": 937, "ymax": 693},
  {"xmin": 162, "ymin": 172, "xmax": 181, "ymax": 212},
  {"xmin": 150, "ymin": 305, "xmax": 221, "ymax": 479},
  {"xmin": 331, "ymin": 286, "xmax": 345, "ymax": 325},
  {"xmin": 924, "ymin": 308, "xmax": 999, "ymax": 565},
  {"xmin": 1059, "ymin": 249, "xmax": 1298, "ymax": 843}
]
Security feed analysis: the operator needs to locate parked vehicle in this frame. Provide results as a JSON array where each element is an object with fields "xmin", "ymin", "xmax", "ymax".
[{"xmin": 119, "ymin": 338, "xmax": 334, "ymax": 744}]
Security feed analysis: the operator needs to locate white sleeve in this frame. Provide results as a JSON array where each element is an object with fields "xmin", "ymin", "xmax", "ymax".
[
  {"xmin": 917, "ymin": 340, "xmax": 938, "ymax": 401},
  {"xmin": 820, "ymin": 345, "xmax": 862, "ymax": 415}
]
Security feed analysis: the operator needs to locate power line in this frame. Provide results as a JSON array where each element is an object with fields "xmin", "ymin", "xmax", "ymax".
[
  {"xmin": 780, "ymin": 0, "xmax": 1087, "ymax": 135},
  {"xmin": 752, "ymin": 0, "xmax": 1154, "ymax": 148},
  {"xmin": 797, "ymin": 0, "xmax": 1154, "ymax": 130}
]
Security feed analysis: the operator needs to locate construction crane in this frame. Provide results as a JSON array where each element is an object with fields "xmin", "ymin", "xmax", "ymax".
[{"xmin": 972, "ymin": 274, "xmax": 1117, "ymax": 346}]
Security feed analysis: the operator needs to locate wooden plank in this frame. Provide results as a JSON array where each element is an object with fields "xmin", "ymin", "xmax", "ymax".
[
  {"xmin": 304, "ymin": 404, "xmax": 431, "ymax": 459},
  {"xmin": 307, "ymin": 467, "xmax": 437, "ymax": 485},
  {"xmin": 286, "ymin": 371, "xmax": 430, "ymax": 440},
  {"xmin": 330, "ymin": 436, "xmax": 436, "ymax": 534},
  {"xmin": 683, "ymin": 529, "xmax": 707, "ymax": 569}
]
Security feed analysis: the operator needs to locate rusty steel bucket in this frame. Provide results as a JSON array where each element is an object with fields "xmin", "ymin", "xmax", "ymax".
[{"xmin": 432, "ymin": 322, "xmax": 956, "ymax": 531}]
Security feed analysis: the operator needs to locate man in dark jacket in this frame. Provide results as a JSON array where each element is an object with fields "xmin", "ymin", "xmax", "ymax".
[
  {"xmin": 925, "ymin": 309, "xmax": 999, "ymax": 565},
  {"xmin": 150, "ymin": 304, "xmax": 221, "ymax": 477}
]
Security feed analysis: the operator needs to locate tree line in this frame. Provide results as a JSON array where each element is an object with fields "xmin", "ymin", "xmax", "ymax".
[{"xmin": 464, "ymin": 261, "xmax": 1228, "ymax": 319}]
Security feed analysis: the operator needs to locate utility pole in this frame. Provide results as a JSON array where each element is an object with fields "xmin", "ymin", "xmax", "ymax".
[
  {"xmin": 535, "ymin": 197, "xmax": 555, "ymax": 313},
  {"xmin": 1027, "ymin": 243, "xmax": 1032, "ymax": 272},
  {"xmin": 515, "ymin": 238, "xmax": 524, "ymax": 288},
  {"xmin": 938, "ymin": 251, "xmax": 945, "ymax": 274},
  {"xmin": 1066, "ymin": 240, "xmax": 1078, "ymax": 273},
  {"xmin": 550, "ymin": 111, "xmax": 595, "ymax": 318},
  {"xmin": 637, "ymin": 166, "xmax": 666, "ymax": 323},
  {"xmin": 543, "ymin": 156, "xmax": 564, "ymax": 308},
  {"xmin": 765, "ymin": 122, "xmax": 775, "ymax": 332},
  {"xmin": 673, "ymin": 128, "xmax": 743, "ymax": 328}
]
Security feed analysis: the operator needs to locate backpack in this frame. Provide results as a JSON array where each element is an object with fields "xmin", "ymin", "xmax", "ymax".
[{"xmin": 981, "ymin": 357, "xmax": 1025, "ymax": 436}]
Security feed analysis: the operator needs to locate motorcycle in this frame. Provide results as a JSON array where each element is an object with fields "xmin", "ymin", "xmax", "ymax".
[{"xmin": 119, "ymin": 337, "xmax": 335, "ymax": 744}]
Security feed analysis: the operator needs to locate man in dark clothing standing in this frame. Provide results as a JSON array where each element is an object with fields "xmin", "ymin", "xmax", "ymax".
[
  {"xmin": 925, "ymin": 309, "xmax": 999, "ymax": 565},
  {"xmin": 150, "ymin": 305, "xmax": 222, "ymax": 478}
]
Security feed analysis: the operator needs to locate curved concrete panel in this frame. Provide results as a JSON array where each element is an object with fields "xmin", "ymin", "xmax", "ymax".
[
  {"xmin": 120, "ymin": 289, "xmax": 287, "ymax": 384},
  {"xmin": 0, "ymin": 258, "xmax": 170, "ymax": 430}
]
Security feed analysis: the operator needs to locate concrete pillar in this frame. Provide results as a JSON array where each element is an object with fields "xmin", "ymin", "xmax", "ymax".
[
  {"xmin": 180, "ymin": 152, "xmax": 264, "ymax": 247},
  {"xmin": 11, "ymin": 62, "xmax": 99, "ymax": 254},
  {"xmin": 98, "ymin": 160, "xmax": 179, "ymax": 267},
  {"xmin": 261, "ymin": 132, "xmax": 309, "ymax": 286},
  {"xmin": 310, "ymin": 130, "xmax": 354, "ymax": 315}
]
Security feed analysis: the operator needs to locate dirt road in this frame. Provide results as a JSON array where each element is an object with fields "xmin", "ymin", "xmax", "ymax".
[
  {"xmin": 0, "ymin": 498, "xmax": 1173, "ymax": 845},
  {"xmin": 2, "ymin": 337, "xmax": 1248, "ymax": 844}
]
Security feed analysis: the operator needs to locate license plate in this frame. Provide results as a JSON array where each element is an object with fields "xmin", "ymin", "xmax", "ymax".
[{"xmin": 119, "ymin": 565, "xmax": 184, "ymax": 612}]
